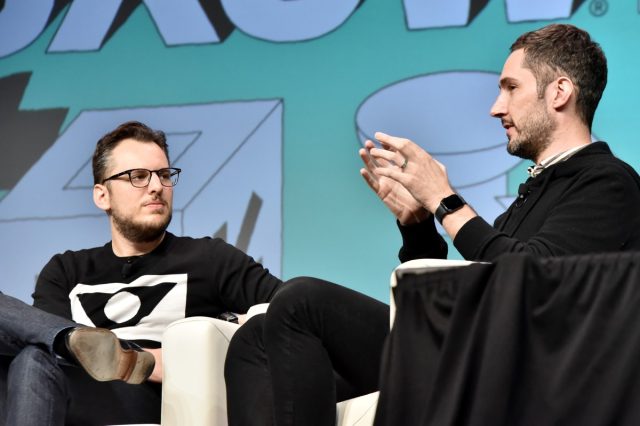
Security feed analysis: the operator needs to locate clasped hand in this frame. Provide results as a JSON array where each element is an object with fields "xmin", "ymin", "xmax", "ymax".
[{"xmin": 359, "ymin": 132, "xmax": 454, "ymax": 224}]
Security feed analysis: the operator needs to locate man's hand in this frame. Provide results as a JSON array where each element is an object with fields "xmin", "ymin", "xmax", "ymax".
[
  {"xmin": 365, "ymin": 132, "xmax": 477, "ymax": 240},
  {"xmin": 359, "ymin": 139, "xmax": 430, "ymax": 225},
  {"xmin": 144, "ymin": 348, "xmax": 163, "ymax": 383},
  {"xmin": 366, "ymin": 132, "xmax": 454, "ymax": 214}
]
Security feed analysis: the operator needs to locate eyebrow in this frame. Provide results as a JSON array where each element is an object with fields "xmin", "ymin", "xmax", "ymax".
[{"xmin": 498, "ymin": 77, "xmax": 518, "ymax": 88}]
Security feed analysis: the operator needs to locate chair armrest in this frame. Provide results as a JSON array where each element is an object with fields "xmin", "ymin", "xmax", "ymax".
[
  {"xmin": 246, "ymin": 303, "xmax": 269, "ymax": 319},
  {"xmin": 389, "ymin": 259, "xmax": 479, "ymax": 327},
  {"xmin": 391, "ymin": 258, "xmax": 478, "ymax": 287},
  {"xmin": 336, "ymin": 391, "xmax": 379, "ymax": 425},
  {"xmin": 161, "ymin": 317, "xmax": 240, "ymax": 426}
]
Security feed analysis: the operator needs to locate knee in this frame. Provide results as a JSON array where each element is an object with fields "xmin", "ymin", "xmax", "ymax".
[
  {"xmin": 264, "ymin": 277, "xmax": 332, "ymax": 341},
  {"xmin": 11, "ymin": 345, "xmax": 56, "ymax": 372},
  {"xmin": 9, "ymin": 345, "xmax": 65, "ymax": 390},
  {"xmin": 269, "ymin": 276, "xmax": 330, "ymax": 315}
]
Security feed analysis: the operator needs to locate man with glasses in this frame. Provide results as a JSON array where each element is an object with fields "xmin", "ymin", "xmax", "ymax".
[{"xmin": 1, "ymin": 121, "xmax": 283, "ymax": 425}]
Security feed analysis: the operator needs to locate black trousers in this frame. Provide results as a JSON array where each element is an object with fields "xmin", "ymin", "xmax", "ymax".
[{"xmin": 225, "ymin": 277, "xmax": 389, "ymax": 426}]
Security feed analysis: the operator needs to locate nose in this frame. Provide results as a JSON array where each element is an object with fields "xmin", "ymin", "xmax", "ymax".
[
  {"xmin": 490, "ymin": 93, "xmax": 506, "ymax": 118},
  {"xmin": 147, "ymin": 171, "xmax": 164, "ymax": 192}
]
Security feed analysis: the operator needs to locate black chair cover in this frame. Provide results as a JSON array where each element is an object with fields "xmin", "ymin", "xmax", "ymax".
[{"xmin": 375, "ymin": 252, "xmax": 640, "ymax": 426}]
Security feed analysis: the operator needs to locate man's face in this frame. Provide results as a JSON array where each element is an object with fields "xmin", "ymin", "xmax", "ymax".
[
  {"xmin": 100, "ymin": 138, "xmax": 173, "ymax": 243},
  {"xmin": 490, "ymin": 49, "xmax": 556, "ymax": 162}
]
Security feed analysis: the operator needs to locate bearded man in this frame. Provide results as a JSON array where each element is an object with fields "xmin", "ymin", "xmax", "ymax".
[
  {"xmin": 1, "ymin": 121, "xmax": 283, "ymax": 426},
  {"xmin": 224, "ymin": 24, "xmax": 640, "ymax": 426},
  {"xmin": 358, "ymin": 23, "xmax": 640, "ymax": 261}
]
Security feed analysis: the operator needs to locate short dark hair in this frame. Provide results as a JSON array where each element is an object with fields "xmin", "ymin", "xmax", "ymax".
[
  {"xmin": 510, "ymin": 24, "xmax": 607, "ymax": 130},
  {"xmin": 92, "ymin": 121, "xmax": 169, "ymax": 184}
]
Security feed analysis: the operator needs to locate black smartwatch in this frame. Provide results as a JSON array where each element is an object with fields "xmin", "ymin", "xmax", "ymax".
[
  {"xmin": 216, "ymin": 312, "xmax": 239, "ymax": 324},
  {"xmin": 434, "ymin": 194, "xmax": 466, "ymax": 224}
]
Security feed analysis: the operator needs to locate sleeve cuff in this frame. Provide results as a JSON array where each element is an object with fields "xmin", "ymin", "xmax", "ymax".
[
  {"xmin": 453, "ymin": 216, "xmax": 496, "ymax": 259},
  {"xmin": 397, "ymin": 218, "xmax": 439, "ymax": 248}
]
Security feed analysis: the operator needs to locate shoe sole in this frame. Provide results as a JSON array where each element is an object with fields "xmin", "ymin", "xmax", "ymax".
[{"xmin": 67, "ymin": 328, "xmax": 155, "ymax": 384}]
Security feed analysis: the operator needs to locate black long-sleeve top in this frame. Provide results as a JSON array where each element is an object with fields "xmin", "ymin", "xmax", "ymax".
[
  {"xmin": 33, "ymin": 232, "xmax": 283, "ymax": 347},
  {"xmin": 398, "ymin": 142, "xmax": 640, "ymax": 263}
]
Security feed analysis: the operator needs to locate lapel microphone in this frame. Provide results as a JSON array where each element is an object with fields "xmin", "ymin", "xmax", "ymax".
[
  {"xmin": 515, "ymin": 183, "xmax": 530, "ymax": 207},
  {"xmin": 121, "ymin": 257, "xmax": 135, "ymax": 278}
]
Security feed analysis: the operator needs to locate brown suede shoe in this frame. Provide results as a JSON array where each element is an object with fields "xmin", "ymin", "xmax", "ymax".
[{"xmin": 65, "ymin": 328, "xmax": 155, "ymax": 384}]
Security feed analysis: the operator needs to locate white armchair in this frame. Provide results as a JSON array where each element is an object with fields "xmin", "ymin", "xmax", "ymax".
[{"xmin": 160, "ymin": 259, "xmax": 475, "ymax": 426}]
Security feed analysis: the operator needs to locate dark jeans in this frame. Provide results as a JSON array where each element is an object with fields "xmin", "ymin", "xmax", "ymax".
[
  {"xmin": 225, "ymin": 277, "xmax": 389, "ymax": 426},
  {"xmin": 0, "ymin": 293, "xmax": 161, "ymax": 426}
]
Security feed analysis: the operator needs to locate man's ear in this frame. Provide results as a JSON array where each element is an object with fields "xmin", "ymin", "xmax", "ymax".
[
  {"xmin": 93, "ymin": 183, "xmax": 110, "ymax": 212},
  {"xmin": 550, "ymin": 76, "xmax": 574, "ymax": 110}
]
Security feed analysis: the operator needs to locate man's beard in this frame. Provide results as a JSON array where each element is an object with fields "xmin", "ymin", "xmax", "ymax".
[
  {"xmin": 111, "ymin": 210, "xmax": 172, "ymax": 244},
  {"xmin": 506, "ymin": 101, "xmax": 556, "ymax": 161}
]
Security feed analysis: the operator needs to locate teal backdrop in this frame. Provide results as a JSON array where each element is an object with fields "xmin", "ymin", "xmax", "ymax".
[{"xmin": 0, "ymin": 0, "xmax": 638, "ymax": 303}]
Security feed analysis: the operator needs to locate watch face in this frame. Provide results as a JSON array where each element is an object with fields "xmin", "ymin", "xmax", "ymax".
[{"xmin": 442, "ymin": 194, "xmax": 465, "ymax": 211}]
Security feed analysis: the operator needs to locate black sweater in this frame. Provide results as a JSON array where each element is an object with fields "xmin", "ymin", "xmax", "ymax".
[
  {"xmin": 33, "ymin": 232, "xmax": 282, "ymax": 346},
  {"xmin": 398, "ymin": 142, "xmax": 640, "ymax": 262}
]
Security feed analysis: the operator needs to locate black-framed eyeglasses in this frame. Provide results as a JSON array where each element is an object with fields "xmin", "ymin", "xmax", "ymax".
[{"xmin": 101, "ymin": 168, "xmax": 181, "ymax": 188}]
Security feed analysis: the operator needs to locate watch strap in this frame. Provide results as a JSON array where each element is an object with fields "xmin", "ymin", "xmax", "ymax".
[
  {"xmin": 435, "ymin": 194, "xmax": 466, "ymax": 224},
  {"xmin": 434, "ymin": 204, "xmax": 449, "ymax": 225}
]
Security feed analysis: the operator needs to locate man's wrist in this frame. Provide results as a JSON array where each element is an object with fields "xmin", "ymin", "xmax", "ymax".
[
  {"xmin": 398, "ymin": 208, "xmax": 431, "ymax": 226},
  {"xmin": 434, "ymin": 194, "xmax": 467, "ymax": 224}
]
